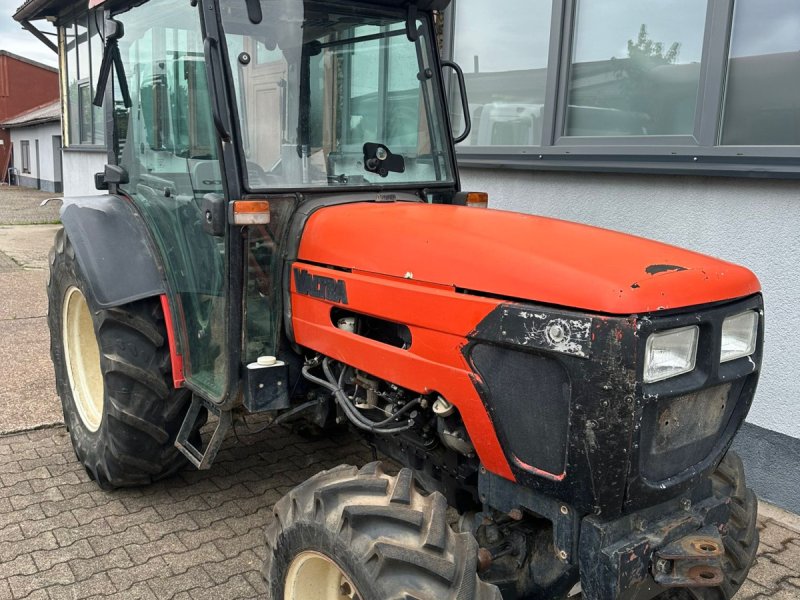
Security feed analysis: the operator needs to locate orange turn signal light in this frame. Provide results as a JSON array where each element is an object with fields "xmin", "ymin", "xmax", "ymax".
[
  {"xmin": 232, "ymin": 200, "xmax": 271, "ymax": 225},
  {"xmin": 465, "ymin": 192, "xmax": 489, "ymax": 208}
]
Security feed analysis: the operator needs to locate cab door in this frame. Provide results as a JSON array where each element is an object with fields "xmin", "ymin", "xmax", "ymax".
[{"xmin": 114, "ymin": 0, "xmax": 230, "ymax": 401}]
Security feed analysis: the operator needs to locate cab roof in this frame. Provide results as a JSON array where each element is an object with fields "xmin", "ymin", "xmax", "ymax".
[{"xmin": 15, "ymin": 0, "xmax": 449, "ymax": 23}]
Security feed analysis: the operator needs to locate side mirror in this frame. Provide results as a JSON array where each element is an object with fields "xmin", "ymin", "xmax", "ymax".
[
  {"xmin": 95, "ymin": 164, "xmax": 129, "ymax": 191},
  {"xmin": 442, "ymin": 60, "xmax": 471, "ymax": 144},
  {"xmin": 202, "ymin": 193, "xmax": 226, "ymax": 237}
]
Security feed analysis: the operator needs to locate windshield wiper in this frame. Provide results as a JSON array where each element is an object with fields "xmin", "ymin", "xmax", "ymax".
[{"xmin": 93, "ymin": 18, "xmax": 132, "ymax": 109}]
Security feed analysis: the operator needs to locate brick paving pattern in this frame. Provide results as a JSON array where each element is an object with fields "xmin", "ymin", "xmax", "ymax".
[
  {"xmin": 1, "ymin": 422, "xmax": 798, "ymax": 599},
  {"xmin": 0, "ymin": 420, "xmax": 373, "ymax": 599}
]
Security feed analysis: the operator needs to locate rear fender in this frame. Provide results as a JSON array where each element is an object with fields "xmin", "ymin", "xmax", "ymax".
[{"xmin": 59, "ymin": 195, "xmax": 165, "ymax": 308}]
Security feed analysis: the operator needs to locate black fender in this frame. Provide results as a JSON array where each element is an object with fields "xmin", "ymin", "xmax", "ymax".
[{"xmin": 59, "ymin": 195, "xmax": 165, "ymax": 309}]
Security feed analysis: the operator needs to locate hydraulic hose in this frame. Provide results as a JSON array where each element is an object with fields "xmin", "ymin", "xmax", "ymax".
[
  {"xmin": 322, "ymin": 359, "xmax": 417, "ymax": 430},
  {"xmin": 334, "ymin": 364, "xmax": 420, "ymax": 427},
  {"xmin": 300, "ymin": 359, "xmax": 413, "ymax": 434}
]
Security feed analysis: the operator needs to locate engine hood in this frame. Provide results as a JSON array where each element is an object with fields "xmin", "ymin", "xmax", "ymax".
[{"xmin": 296, "ymin": 202, "xmax": 760, "ymax": 315}]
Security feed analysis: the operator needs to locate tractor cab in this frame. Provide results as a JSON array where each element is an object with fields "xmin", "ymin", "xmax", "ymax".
[{"xmin": 91, "ymin": 0, "xmax": 460, "ymax": 409}]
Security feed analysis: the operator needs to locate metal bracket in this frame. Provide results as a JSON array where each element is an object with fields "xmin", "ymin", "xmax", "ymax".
[
  {"xmin": 479, "ymin": 469, "xmax": 579, "ymax": 564},
  {"xmin": 174, "ymin": 395, "xmax": 232, "ymax": 470},
  {"xmin": 652, "ymin": 526, "xmax": 724, "ymax": 587}
]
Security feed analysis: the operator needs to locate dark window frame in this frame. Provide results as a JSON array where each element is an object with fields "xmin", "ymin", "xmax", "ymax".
[{"xmin": 443, "ymin": 0, "xmax": 800, "ymax": 178}]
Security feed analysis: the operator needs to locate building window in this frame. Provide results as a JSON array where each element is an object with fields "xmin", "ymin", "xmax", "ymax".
[
  {"xmin": 61, "ymin": 9, "xmax": 105, "ymax": 147},
  {"xmin": 721, "ymin": 0, "xmax": 800, "ymax": 146},
  {"xmin": 564, "ymin": 0, "xmax": 708, "ymax": 137},
  {"xmin": 446, "ymin": 0, "xmax": 800, "ymax": 177},
  {"xmin": 20, "ymin": 141, "xmax": 30, "ymax": 173},
  {"xmin": 452, "ymin": 0, "xmax": 552, "ymax": 146}
]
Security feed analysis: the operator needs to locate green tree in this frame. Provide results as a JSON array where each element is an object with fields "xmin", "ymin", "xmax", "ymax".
[
  {"xmin": 627, "ymin": 24, "xmax": 681, "ymax": 65},
  {"xmin": 616, "ymin": 24, "xmax": 682, "ymax": 131}
]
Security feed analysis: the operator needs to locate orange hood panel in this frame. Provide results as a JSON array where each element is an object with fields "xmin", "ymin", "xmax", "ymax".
[{"xmin": 297, "ymin": 202, "xmax": 760, "ymax": 315}]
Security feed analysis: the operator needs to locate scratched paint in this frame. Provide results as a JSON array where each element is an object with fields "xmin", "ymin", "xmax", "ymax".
[{"xmin": 495, "ymin": 306, "xmax": 593, "ymax": 358}]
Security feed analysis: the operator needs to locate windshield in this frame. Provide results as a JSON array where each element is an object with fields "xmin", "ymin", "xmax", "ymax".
[{"xmin": 219, "ymin": 0, "xmax": 455, "ymax": 189}]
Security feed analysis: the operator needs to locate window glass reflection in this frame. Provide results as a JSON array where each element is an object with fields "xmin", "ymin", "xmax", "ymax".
[
  {"xmin": 565, "ymin": 0, "xmax": 707, "ymax": 137},
  {"xmin": 453, "ymin": 0, "xmax": 552, "ymax": 146},
  {"xmin": 721, "ymin": 0, "xmax": 800, "ymax": 146}
]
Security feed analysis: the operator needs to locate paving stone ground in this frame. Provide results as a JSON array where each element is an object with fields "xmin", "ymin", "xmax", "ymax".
[
  {"xmin": 0, "ymin": 420, "xmax": 374, "ymax": 599},
  {"xmin": 0, "ymin": 423, "xmax": 798, "ymax": 600}
]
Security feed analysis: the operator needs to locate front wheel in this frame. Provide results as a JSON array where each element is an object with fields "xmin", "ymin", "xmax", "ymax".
[
  {"xmin": 263, "ymin": 462, "xmax": 502, "ymax": 600},
  {"xmin": 48, "ymin": 228, "xmax": 194, "ymax": 488}
]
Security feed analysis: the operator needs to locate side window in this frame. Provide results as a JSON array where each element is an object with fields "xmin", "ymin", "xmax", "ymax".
[{"xmin": 115, "ymin": 22, "xmax": 221, "ymax": 197}]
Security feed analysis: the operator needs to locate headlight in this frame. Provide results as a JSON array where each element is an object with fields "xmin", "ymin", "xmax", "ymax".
[
  {"xmin": 721, "ymin": 311, "xmax": 758, "ymax": 363},
  {"xmin": 644, "ymin": 326, "xmax": 699, "ymax": 383}
]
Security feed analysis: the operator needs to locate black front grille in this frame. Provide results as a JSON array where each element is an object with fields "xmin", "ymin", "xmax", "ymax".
[{"xmin": 470, "ymin": 344, "xmax": 571, "ymax": 477}]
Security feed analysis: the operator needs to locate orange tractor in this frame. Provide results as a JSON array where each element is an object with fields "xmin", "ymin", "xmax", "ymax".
[{"xmin": 20, "ymin": 0, "xmax": 762, "ymax": 597}]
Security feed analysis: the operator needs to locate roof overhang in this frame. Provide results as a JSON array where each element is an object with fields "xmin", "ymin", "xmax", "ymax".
[
  {"xmin": 1, "ymin": 116, "xmax": 60, "ymax": 129},
  {"xmin": 0, "ymin": 100, "xmax": 61, "ymax": 128},
  {"xmin": 13, "ymin": 0, "xmax": 74, "ymax": 22}
]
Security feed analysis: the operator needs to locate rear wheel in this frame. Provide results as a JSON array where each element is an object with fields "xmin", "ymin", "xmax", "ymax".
[
  {"xmin": 658, "ymin": 450, "xmax": 759, "ymax": 600},
  {"xmin": 48, "ymin": 228, "xmax": 194, "ymax": 488},
  {"xmin": 264, "ymin": 462, "xmax": 502, "ymax": 600}
]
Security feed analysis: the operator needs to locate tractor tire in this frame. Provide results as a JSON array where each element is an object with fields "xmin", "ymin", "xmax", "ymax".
[
  {"xmin": 263, "ymin": 462, "xmax": 502, "ymax": 600},
  {"xmin": 658, "ymin": 450, "xmax": 759, "ymax": 600},
  {"xmin": 48, "ymin": 228, "xmax": 193, "ymax": 489}
]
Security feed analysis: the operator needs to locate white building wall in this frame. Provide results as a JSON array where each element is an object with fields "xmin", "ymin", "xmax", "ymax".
[
  {"xmin": 461, "ymin": 168, "xmax": 800, "ymax": 440},
  {"xmin": 61, "ymin": 150, "xmax": 107, "ymax": 196},
  {"xmin": 9, "ymin": 122, "xmax": 61, "ymax": 191}
]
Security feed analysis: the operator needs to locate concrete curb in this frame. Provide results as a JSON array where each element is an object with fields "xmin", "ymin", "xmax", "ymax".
[{"xmin": 0, "ymin": 420, "xmax": 64, "ymax": 436}]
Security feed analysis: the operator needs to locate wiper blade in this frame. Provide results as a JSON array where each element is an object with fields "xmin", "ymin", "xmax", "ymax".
[{"xmin": 93, "ymin": 18, "xmax": 132, "ymax": 109}]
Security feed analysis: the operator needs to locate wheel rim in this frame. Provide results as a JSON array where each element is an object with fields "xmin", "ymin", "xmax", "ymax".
[
  {"xmin": 284, "ymin": 551, "xmax": 360, "ymax": 600},
  {"xmin": 62, "ymin": 286, "xmax": 104, "ymax": 432}
]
